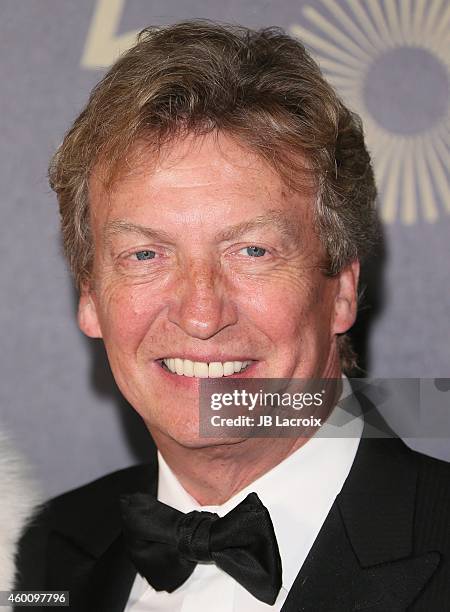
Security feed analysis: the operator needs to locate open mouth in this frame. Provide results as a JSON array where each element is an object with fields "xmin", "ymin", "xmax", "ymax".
[{"xmin": 158, "ymin": 358, "xmax": 253, "ymax": 378}]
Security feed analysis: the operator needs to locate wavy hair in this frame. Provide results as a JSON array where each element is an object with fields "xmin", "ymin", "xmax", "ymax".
[{"xmin": 49, "ymin": 20, "xmax": 379, "ymax": 372}]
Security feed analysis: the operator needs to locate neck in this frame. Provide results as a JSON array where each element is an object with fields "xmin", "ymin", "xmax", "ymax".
[{"xmin": 151, "ymin": 359, "xmax": 342, "ymax": 505}]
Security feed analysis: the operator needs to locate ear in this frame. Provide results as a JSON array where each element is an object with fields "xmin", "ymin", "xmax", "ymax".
[
  {"xmin": 78, "ymin": 283, "xmax": 102, "ymax": 338},
  {"xmin": 332, "ymin": 260, "xmax": 360, "ymax": 335}
]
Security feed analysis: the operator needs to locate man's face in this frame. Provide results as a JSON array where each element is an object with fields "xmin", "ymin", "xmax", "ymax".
[{"xmin": 79, "ymin": 133, "xmax": 358, "ymax": 446}]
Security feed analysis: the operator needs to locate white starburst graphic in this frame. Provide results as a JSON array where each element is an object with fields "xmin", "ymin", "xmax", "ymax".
[{"xmin": 291, "ymin": 0, "xmax": 450, "ymax": 224}]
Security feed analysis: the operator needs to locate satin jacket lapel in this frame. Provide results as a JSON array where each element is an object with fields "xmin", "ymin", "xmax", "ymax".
[
  {"xmin": 281, "ymin": 432, "xmax": 440, "ymax": 612},
  {"xmin": 45, "ymin": 460, "xmax": 158, "ymax": 612}
]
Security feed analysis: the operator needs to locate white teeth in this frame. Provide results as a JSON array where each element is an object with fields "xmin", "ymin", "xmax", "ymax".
[
  {"xmin": 194, "ymin": 362, "xmax": 209, "ymax": 378},
  {"xmin": 209, "ymin": 362, "xmax": 223, "ymax": 377},
  {"xmin": 162, "ymin": 358, "xmax": 251, "ymax": 377},
  {"xmin": 223, "ymin": 361, "xmax": 235, "ymax": 376},
  {"xmin": 175, "ymin": 358, "xmax": 184, "ymax": 375},
  {"xmin": 183, "ymin": 359, "xmax": 194, "ymax": 377}
]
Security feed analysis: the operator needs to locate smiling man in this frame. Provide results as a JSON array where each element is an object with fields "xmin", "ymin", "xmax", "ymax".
[
  {"xmin": 15, "ymin": 21, "xmax": 450, "ymax": 612},
  {"xmin": 81, "ymin": 132, "xmax": 357, "ymax": 497}
]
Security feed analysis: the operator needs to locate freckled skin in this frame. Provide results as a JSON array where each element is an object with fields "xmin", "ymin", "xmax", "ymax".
[{"xmin": 78, "ymin": 133, "xmax": 359, "ymax": 503}]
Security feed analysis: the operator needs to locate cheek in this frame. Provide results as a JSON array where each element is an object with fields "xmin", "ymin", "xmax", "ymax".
[
  {"xmin": 236, "ymin": 273, "xmax": 326, "ymax": 339},
  {"xmin": 96, "ymin": 283, "xmax": 162, "ymax": 353}
]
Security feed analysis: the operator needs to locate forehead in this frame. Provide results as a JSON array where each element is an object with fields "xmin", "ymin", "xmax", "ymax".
[{"xmin": 88, "ymin": 132, "xmax": 316, "ymax": 234}]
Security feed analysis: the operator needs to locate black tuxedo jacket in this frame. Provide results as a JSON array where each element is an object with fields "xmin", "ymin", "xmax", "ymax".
[{"xmin": 15, "ymin": 433, "xmax": 450, "ymax": 611}]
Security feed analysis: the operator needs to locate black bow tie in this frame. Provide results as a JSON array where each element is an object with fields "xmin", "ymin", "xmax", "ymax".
[{"xmin": 120, "ymin": 491, "xmax": 282, "ymax": 605}]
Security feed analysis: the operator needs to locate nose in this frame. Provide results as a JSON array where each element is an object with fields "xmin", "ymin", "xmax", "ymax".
[{"xmin": 167, "ymin": 259, "xmax": 238, "ymax": 340}]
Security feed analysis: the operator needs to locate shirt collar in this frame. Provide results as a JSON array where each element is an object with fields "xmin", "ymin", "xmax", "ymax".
[{"xmin": 157, "ymin": 375, "xmax": 363, "ymax": 592}]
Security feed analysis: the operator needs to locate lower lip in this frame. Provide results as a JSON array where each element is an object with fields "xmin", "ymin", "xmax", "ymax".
[{"xmin": 154, "ymin": 360, "xmax": 259, "ymax": 387}]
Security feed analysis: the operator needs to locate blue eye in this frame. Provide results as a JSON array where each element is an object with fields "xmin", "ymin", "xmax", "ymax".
[
  {"xmin": 243, "ymin": 246, "xmax": 267, "ymax": 257},
  {"xmin": 135, "ymin": 250, "xmax": 156, "ymax": 260}
]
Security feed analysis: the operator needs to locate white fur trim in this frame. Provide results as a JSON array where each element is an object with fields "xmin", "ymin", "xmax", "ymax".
[{"xmin": 0, "ymin": 430, "xmax": 42, "ymax": 595}]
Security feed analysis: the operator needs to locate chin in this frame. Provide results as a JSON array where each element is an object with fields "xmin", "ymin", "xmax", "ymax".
[{"xmin": 148, "ymin": 420, "xmax": 248, "ymax": 451}]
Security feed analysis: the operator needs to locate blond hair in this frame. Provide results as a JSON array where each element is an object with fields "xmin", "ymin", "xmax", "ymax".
[{"xmin": 49, "ymin": 20, "xmax": 379, "ymax": 372}]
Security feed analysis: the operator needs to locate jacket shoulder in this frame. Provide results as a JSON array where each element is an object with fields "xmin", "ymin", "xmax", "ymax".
[
  {"xmin": 401, "ymin": 442, "xmax": 450, "ymax": 500},
  {"xmin": 406, "ymin": 448, "xmax": 450, "ymax": 610},
  {"xmin": 410, "ymin": 447, "xmax": 450, "ymax": 538},
  {"xmin": 390, "ymin": 439, "xmax": 450, "ymax": 504},
  {"xmin": 50, "ymin": 462, "xmax": 156, "ymax": 522},
  {"xmin": 415, "ymin": 447, "xmax": 450, "ymax": 485},
  {"xmin": 14, "ymin": 462, "xmax": 156, "ymax": 589}
]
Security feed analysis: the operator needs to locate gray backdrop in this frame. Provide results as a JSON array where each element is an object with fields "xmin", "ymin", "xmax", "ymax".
[{"xmin": 1, "ymin": 0, "xmax": 449, "ymax": 498}]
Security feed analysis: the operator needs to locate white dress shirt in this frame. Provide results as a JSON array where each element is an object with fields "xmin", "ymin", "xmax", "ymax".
[{"xmin": 125, "ymin": 378, "xmax": 363, "ymax": 611}]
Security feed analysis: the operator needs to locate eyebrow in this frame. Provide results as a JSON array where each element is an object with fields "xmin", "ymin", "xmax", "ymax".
[
  {"xmin": 103, "ymin": 209, "xmax": 301, "ymax": 246},
  {"xmin": 215, "ymin": 210, "xmax": 300, "ymax": 244},
  {"xmin": 103, "ymin": 220, "xmax": 174, "ymax": 246}
]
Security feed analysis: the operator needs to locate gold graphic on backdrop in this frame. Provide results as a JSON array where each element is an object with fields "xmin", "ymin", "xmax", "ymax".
[
  {"xmin": 82, "ymin": 0, "xmax": 137, "ymax": 69},
  {"xmin": 291, "ymin": 0, "xmax": 450, "ymax": 225},
  {"xmin": 82, "ymin": 0, "xmax": 449, "ymax": 225}
]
